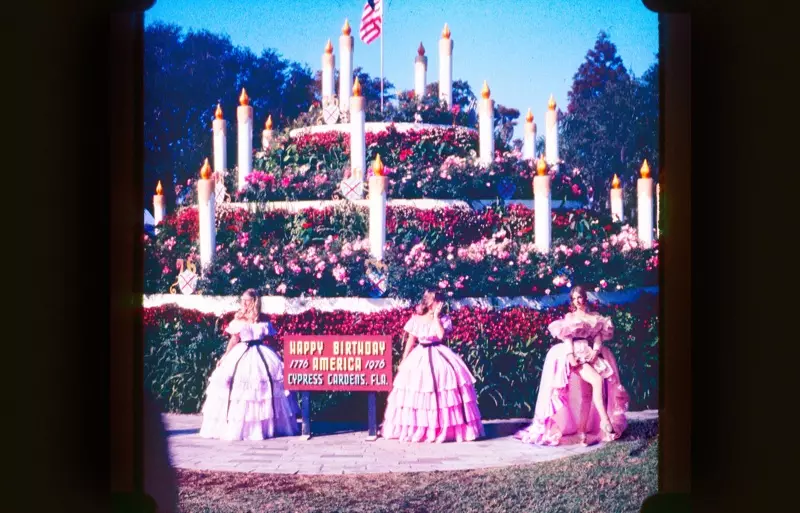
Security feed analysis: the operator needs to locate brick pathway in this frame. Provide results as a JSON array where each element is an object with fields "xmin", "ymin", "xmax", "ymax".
[{"xmin": 165, "ymin": 410, "xmax": 657, "ymax": 475}]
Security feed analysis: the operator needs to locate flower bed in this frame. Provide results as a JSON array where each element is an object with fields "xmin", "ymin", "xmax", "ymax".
[
  {"xmin": 144, "ymin": 295, "xmax": 658, "ymax": 419},
  {"xmin": 216, "ymin": 125, "xmax": 590, "ymax": 202},
  {"xmin": 144, "ymin": 205, "xmax": 657, "ymax": 297}
]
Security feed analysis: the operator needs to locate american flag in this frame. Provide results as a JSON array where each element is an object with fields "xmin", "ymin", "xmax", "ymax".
[{"xmin": 359, "ymin": 0, "xmax": 383, "ymax": 45}]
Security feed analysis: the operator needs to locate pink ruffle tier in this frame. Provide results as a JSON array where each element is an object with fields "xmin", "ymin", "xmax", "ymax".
[
  {"xmin": 547, "ymin": 311, "xmax": 615, "ymax": 343},
  {"xmin": 199, "ymin": 320, "xmax": 298, "ymax": 441},
  {"xmin": 514, "ymin": 341, "xmax": 630, "ymax": 446},
  {"xmin": 381, "ymin": 315, "xmax": 484, "ymax": 443}
]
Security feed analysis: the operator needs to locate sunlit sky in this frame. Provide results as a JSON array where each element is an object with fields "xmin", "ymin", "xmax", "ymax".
[{"xmin": 145, "ymin": 0, "xmax": 658, "ymax": 139}]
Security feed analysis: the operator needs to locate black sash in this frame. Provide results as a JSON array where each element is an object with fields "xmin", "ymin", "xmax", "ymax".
[
  {"xmin": 226, "ymin": 339, "xmax": 277, "ymax": 423},
  {"xmin": 423, "ymin": 342, "xmax": 471, "ymax": 431}
]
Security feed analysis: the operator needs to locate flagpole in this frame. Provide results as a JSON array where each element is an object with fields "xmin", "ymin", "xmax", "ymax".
[{"xmin": 380, "ymin": 0, "xmax": 385, "ymax": 114}]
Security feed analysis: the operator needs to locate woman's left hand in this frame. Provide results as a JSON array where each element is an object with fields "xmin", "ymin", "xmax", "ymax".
[{"xmin": 587, "ymin": 350, "xmax": 599, "ymax": 363}]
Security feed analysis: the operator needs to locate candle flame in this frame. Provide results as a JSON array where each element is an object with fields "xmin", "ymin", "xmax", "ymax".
[
  {"xmin": 265, "ymin": 115, "xmax": 273, "ymax": 130},
  {"xmin": 612, "ymin": 174, "xmax": 621, "ymax": 189},
  {"xmin": 324, "ymin": 39, "xmax": 333, "ymax": 54},
  {"xmin": 200, "ymin": 158, "xmax": 212, "ymax": 180},
  {"xmin": 418, "ymin": 42, "xmax": 425, "ymax": 56},
  {"xmin": 536, "ymin": 157, "xmax": 547, "ymax": 176},
  {"xmin": 155, "ymin": 181, "xmax": 163, "ymax": 195},
  {"xmin": 372, "ymin": 154, "xmax": 385, "ymax": 176},
  {"xmin": 442, "ymin": 23, "xmax": 451, "ymax": 39},
  {"xmin": 481, "ymin": 81, "xmax": 490, "ymax": 99},
  {"xmin": 548, "ymin": 94, "xmax": 556, "ymax": 110},
  {"xmin": 640, "ymin": 159, "xmax": 651, "ymax": 178},
  {"xmin": 342, "ymin": 19, "xmax": 351, "ymax": 36},
  {"xmin": 526, "ymin": 108, "xmax": 533, "ymax": 123},
  {"xmin": 352, "ymin": 77, "xmax": 362, "ymax": 97},
  {"xmin": 214, "ymin": 103, "xmax": 223, "ymax": 120},
  {"xmin": 239, "ymin": 88, "xmax": 250, "ymax": 106}
]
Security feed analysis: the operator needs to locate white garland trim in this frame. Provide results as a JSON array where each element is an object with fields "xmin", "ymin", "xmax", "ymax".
[{"xmin": 143, "ymin": 287, "xmax": 658, "ymax": 316}]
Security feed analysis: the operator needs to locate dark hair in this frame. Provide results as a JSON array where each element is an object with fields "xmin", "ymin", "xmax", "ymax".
[{"xmin": 415, "ymin": 289, "xmax": 445, "ymax": 315}]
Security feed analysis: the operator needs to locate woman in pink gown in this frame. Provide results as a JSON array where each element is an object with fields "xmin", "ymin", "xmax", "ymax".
[
  {"xmin": 381, "ymin": 290, "xmax": 485, "ymax": 443},
  {"xmin": 516, "ymin": 285, "xmax": 630, "ymax": 446},
  {"xmin": 199, "ymin": 289, "xmax": 299, "ymax": 441}
]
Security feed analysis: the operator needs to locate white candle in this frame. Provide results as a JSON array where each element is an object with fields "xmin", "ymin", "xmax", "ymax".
[
  {"xmin": 637, "ymin": 160, "xmax": 654, "ymax": 249},
  {"xmin": 197, "ymin": 159, "xmax": 216, "ymax": 269},
  {"xmin": 656, "ymin": 182, "xmax": 661, "ymax": 236},
  {"xmin": 478, "ymin": 81, "xmax": 494, "ymax": 166},
  {"xmin": 523, "ymin": 109, "xmax": 535, "ymax": 160},
  {"xmin": 261, "ymin": 115, "xmax": 273, "ymax": 151},
  {"xmin": 534, "ymin": 158, "xmax": 551, "ymax": 253},
  {"xmin": 349, "ymin": 78, "xmax": 366, "ymax": 188},
  {"xmin": 415, "ymin": 43, "xmax": 427, "ymax": 99},
  {"xmin": 339, "ymin": 21, "xmax": 354, "ymax": 113},
  {"xmin": 322, "ymin": 39, "xmax": 335, "ymax": 104},
  {"xmin": 153, "ymin": 181, "xmax": 165, "ymax": 227},
  {"xmin": 237, "ymin": 88, "xmax": 253, "ymax": 191},
  {"xmin": 438, "ymin": 24, "xmax": 453, "ymax": 106},
  {"xmin": 369, "ymin": 155, "xmax": 388, "ymax": 261},
  {"xmin": 212, "ymin": 104, "xmax": 227, "ymax": 179},
  {"xmin": 545, "ymin": 94, "xmax": 559, "ymax": 168},
  {"xmin": 610, "ymin": 174, "xmax": 624, "ymax": 223}
]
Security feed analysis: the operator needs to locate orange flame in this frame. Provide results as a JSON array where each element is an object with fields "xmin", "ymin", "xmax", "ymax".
[
  {"xmin": 418, "ymin": 42, "xmax": 426, "ymax": 56},
  {"xmin": 536, "ymin": 157, "xmax": 548, "ymax": 176},
  {"xmin": 265, "ymin": 115, "xmax": 273, "ymax": 130},
  {"xmin": 526, "ymin": 108, "xmax": 533, "ymax": 123},
  {"xmin": 342, "ymin": 19, "xmax": 351, "ymax": 36},
  {"xmin": 352, "ymin": 77, "xmax": 362, "ymax": 97},
  {"xmin": 155, "ymin": 181, "xmax": 163, "ymax": 195},
  {"xmin": 612, "ymin": 174, "xmax": 621, "ymax": 189},
  {"xmin": 372, "ymin": 154, "xmax": 385, "ymax": 176},
  {"xmin": 481, "ymin": 81, "xmax": 490, "ymax": 100},
  {"xmin": 200, "ymin": 158, "xmax": 212, "ymax": 180},
  {"xmin": 214, "ymin": 103, "xmax": 223, "ymax": 120},
  {"xmin": 239, "ymin": 88, "xmax": 250, "ymax": 106},
  {"xmin": 640, "ymin": 159, "xmax": 651, "ymax": 178},
  {"xmin": 442, "ymin": 23, "xmax": 451, "ymax": 39},
  {"xmin": 324, "ymin": 39, "xmax": 333, "ymax": 54},
  {"xmin": 548, "ymin": 94, "xmax": 556, "ymax": 110}
]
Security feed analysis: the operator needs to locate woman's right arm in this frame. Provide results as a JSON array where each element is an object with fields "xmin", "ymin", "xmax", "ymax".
[
  {"xmin": 402, "ymin": 334, "xmax": 417, "ymax": 361},
  {"xmin": 217, "ymin": 334, "xmax": 241, "ymax": 366},
  {"xmin": 565, "ymin": 337, "xmax": 578, "ymax": 367}
]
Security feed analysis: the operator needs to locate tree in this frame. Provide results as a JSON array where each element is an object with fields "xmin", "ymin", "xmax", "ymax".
[
  {"xmin": 494, "ymin": 104, "xmax": 520, "ymax": 150},
  {"xmin": 559, "ymin": 32, "xmax": 659, "ymax": 206},
  {"xmin": 566, "ymin": 31, "xmax": 630, "ymax": 114},
  {"xmin": 143, "ymin": 23, "xmax": 315, "ymax": 209},
  {"xmin": 425, "ymin": 79, "xmax": 476, "ymax": 110}
]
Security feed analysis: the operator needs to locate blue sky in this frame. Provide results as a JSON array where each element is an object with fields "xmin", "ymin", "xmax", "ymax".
[{"xmin": 145, "ymin": 0, "xmax": 658, "ymax": 139}]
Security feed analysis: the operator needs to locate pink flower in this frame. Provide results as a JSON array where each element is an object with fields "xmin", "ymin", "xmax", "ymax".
[
  {"xmin": 274, "ymin": 264, "xmax": 284, "ymax": 275},
  {"xmin": 600, "ymin": 279, "xmax": 608, "ymax": 288},
  {"xmin": 276, "ymin": 283, "xmax": 287, "ymax": 294},
  {"xmin": 438, "ymin": 280, "xmax": 449, "ymax": 289}
]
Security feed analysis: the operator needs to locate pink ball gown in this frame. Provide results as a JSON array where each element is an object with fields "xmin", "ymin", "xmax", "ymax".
[
  {"xmin": 199, "ymin": 318, "xmax": 299, "ymax": 441},
  {"xmin": 515, "ymin": 311, "xmax": 630, "ymax": 446},
  {"xmin": 380, "ymin": 314, "xmax": 485, "ymax": 443}
]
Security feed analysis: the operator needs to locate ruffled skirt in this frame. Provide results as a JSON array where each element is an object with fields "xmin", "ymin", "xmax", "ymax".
[
  {"xmin": 381, "ymin": 343, "xmax": 484, "ymax": 443},
  {"xmin": 199, "ymin": 343, "xmax": 299, "ymax": 441},
  {"xmin": 515, "ymin": 341, "xmax": 629, "ymax": 446}
]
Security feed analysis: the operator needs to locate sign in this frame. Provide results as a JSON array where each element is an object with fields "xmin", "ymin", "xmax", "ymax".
[
  {"xmin": 497, "ymin": 178, "xmax": 516, "ymax": 200},
  {"xmin": 322, "ymin": 104, "xmax": 341, "ymax": 125},
  {"xmin": 283, "ymin": 335, "xmax": 393, "ymax": 392},
  {"xmin": 340, "ymin": 177, "xmax": 364, "ymax": 201}
]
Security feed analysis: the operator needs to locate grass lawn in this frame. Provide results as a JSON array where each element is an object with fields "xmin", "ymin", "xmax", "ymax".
[{"xmin": 176, "ymin": 419, "xmax": 658, "ymax": 513}]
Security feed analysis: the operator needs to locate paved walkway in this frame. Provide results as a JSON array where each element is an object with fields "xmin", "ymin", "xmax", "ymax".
[{"xmin": 165, "ymin": 410, "xmax": 657, "ymax": 475}]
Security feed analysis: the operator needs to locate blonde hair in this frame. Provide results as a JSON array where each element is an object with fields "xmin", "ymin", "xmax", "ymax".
[
  {"xmin": 569, "ymin": 285, "xmax": 590, "ymax": 312},
  {"xmin": 234, "ymin": 288, "xmax": 261, "ymax": 323}
]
